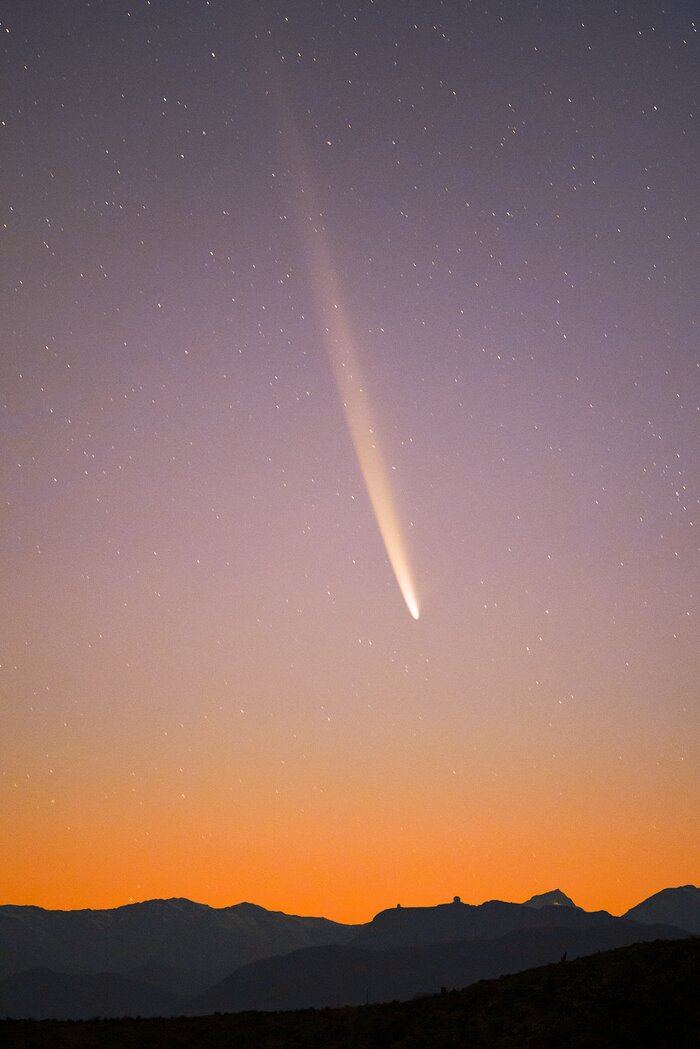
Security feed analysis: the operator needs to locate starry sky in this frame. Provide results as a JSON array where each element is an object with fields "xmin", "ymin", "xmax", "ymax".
[{"xmin": 1, "ymin": 1, "xmax": 698, "ymax": 923}]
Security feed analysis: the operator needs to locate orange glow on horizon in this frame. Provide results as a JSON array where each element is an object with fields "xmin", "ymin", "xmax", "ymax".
[
  {"xmin": 2, "ymin": 826, "xmax": 695, "ymax": 924},
  {"xmin": 2, "ymin": 723, "xmax": 696, "ymax": 923},
  {"xmin": 2, "ymin": 6, "xmax": 697, "ymax": 955}
]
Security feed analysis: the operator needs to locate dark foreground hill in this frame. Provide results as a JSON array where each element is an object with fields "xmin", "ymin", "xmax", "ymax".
[{"xmin": 1, "ymin": 937, "xmax": 697, "ymax": 1049}]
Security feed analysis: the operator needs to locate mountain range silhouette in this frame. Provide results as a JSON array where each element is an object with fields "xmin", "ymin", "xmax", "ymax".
[{"xmin": 0, "ymin": 884, "xmax": 696, "ymax": 1019}]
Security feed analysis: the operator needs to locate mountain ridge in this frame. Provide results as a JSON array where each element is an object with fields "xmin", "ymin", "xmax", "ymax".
[
  {"xmin": 622, "ymin": 884, "xmax": 700, "ymax": 934},
  {"xmin": 0, "ymin": 896, "xmax": 357, "ymax": 981},
  {"xmin": 0, "ymin": 885, "xmax": 696, "ymax": 1019},
  {"xmin": 4, "ymin": 884, "xmax": 694, "ymax": 922}
]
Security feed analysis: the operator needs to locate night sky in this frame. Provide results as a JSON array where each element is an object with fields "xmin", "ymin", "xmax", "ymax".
[{"xmin": 2, "ymin": 1, "xmax": 698, "ymax": 923}]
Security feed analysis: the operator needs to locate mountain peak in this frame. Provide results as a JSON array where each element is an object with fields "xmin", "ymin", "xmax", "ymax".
[
  {"xmin": 623, "ymin": 884, "xmax": 700, "ymax": 934},
  {"xmin": 523, "ymin": 889, "xmax": 577, "ymax": 909}
]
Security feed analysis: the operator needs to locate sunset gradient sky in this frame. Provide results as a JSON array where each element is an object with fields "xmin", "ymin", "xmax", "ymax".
[{"xmin": 1, "ymin": 0, "xmax": 698, "ymax": 923}]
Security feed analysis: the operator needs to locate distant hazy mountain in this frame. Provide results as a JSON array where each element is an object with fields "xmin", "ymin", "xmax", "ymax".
[
  {"xmin": 2, "ymin": 920, "xmax": 684, "ymax": 1020},
  {"xmin": 523, "ymin": 888, "xmax": 578, "ymax": 909},
  {"xmin": 0, "ymin": 887, "xmax": 694, "ymax": 1019},
  {"xmin": 0, "ymin": 967, "xmax": 182, "ymax": 1020},
  {"xmin": 194, "ymin": 920, "xmax": 688, "ymax": 1014},
  {"xmin": 623, "ymin": 885, "xmax": 700, "ymax": 935},
  {"xmin": 0, "ymin": 898, "xmax": 355, "ymax": 982}
]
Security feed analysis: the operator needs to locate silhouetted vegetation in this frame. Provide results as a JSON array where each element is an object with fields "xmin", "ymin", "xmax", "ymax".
[{"xmin": 1, "ymin": 937, "xmax": 696, "ymax": 1048}]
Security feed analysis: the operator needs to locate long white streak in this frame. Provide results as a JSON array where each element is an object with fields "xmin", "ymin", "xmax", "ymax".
[
  {"xmin": 269, "ymin": 99, "xmax": 420, "ymax": 618},
  {"xmin": 310, "ymin": 241, "xmax": 420, "ymax": 620}
]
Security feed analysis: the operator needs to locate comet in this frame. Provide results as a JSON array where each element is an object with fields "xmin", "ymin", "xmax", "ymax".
[
  {"xmin": 307, "ymin": 236, "xmax": 420, "ymax": 621},
  {"xmin": 267, "ymin": 88, "xmax": 420, "ymax": 619}
]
